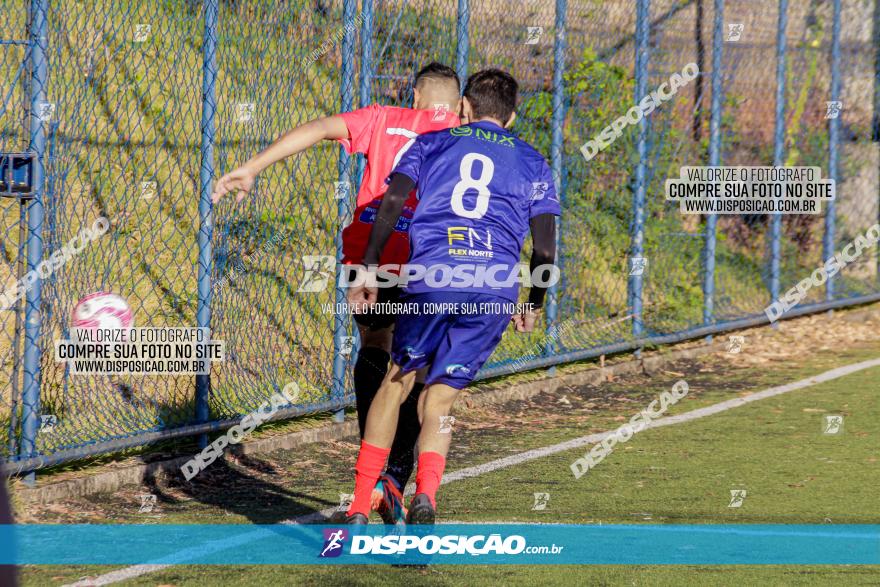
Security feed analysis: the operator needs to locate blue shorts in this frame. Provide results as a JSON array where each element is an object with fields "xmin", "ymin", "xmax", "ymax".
[{"xmin": 391, "ymin": 292, "xmax": 512, "ymax": 389}]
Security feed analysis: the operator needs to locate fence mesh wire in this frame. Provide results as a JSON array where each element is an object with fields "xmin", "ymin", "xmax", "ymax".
[
  {"xmin": 0, "ymin": 0, "xmax": 30, "ymax": 459},
  {"xmin": 0, "ymin": 0, "xmax": 878, "ymax": 470}
]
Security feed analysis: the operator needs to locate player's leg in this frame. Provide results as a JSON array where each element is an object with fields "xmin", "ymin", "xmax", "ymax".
[
  {"xmin": 346, "ymin": 294, "xmax": 445, "ymax": 522},
  {"xmin": 374, "ymin": 367, "xmax": 426, "ymax": 524},
  {"xmin": 407, "ymin": 296, "xmax": 511, "ymax": 524},
  {"xmin": 325, "ymin": 321, "xmax": 392, "ymax": 523},
  {"xmin": 352, "ymin": 284, "xmax": 421, "ymax": 438},
  {"xmin": 363, "ymin": 363, "xmax": 417, "ymax": 447},
  {"xmin": 351, "ymin": 284, "xmax": 423, "ymax": 522},
  {"xmin": 384, "ymin": 366, "xmax": 426, "ymax": 489},
  {"xmin": 348, "ymin": 281, "xmax": 400, "ymax": 523},
  {"xmin": 373, "ymin": 287, "xmax": 424, "ymax": 478},
  {"xmin": 407, "ymin": 381, "xmax": 459, "ymax": 524},
  {"xmin": 345, "ymin": 363, "xmax": 416, "ymax": 523},
  {"xmin": 352, "ymin": 322, "xmax": 392, "ymax": 436},
  {"xmin": 352, "ymin": 283, "xmax": 400, "ymax": 437}
]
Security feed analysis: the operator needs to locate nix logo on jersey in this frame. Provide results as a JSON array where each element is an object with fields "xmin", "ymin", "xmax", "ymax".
[{"xmin": 449, "ymin": 125, "xmax": 515, "ymax": 147}]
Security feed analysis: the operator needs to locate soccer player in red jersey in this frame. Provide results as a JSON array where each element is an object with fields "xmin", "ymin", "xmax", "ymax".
[{"xmin": 212, "ymin": 63, "xmax": 461, "ymax": 523}]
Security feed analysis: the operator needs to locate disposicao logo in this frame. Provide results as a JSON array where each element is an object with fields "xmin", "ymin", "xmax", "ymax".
[{"xmin": 319, "ymin": 528, "xmax": 348, "ymax": 558}]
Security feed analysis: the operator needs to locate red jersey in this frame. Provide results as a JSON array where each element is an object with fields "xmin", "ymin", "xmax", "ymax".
[{"xmin": 337, "ymin": 104, "xmax": 459, "ymax": 267}]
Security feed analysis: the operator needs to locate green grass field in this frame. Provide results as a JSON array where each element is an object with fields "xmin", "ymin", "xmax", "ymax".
[{"xmin": 16, "ymin": 318, "xmax": 880, "ymax": 586}]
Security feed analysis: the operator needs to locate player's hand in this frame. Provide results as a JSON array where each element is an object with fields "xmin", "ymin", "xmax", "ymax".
[
  {"xmin": 347, "ymin": 284, "xmax": 378, "ymax": 311},
  {"xmin": 212, "ymin": 165, "xmax": 257, "ymax": 204},
  {"xmin": 512, "ymin": 307, "xmax": 542, "ymax": 333},
  {"xmin": 346, "ymin": 266, "xmax": 379, "ymax": 311}
]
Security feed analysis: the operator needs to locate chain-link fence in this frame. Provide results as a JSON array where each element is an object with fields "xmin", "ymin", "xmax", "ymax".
[{"xmin": 1, "ymin": 0, "xmax": 878, "ymax": 474}]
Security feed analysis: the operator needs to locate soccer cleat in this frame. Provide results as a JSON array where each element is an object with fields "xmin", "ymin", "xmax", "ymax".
[
  {"xmin": 345, "ymin": 512, "xmax": 368, "ymax": 525},
  {"xmin": 405, "ymin": 493, "xmax": 436, "ymax": 525},
  {"xmin": 369, "ymin": 481, "xmax": 384, "ymax": 512},
  {"xmin": 327, "ymin": 509, "xmax": 348, "ymax": 524},
  {"xmin": 374, "ymin": 474, "xmax": 408, "ymax": 525}
]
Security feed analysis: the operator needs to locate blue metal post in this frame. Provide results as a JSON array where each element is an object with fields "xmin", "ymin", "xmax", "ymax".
[
  {"xmin": 770, "ymin": 0, "xmax": 788, "ymax": 307},
  {"xmin": 356, "ymin": 0, "xmax": 373, "ymax": 182},
  {"xmin": 455, "ymin": 0, "xmax": 469, "ymax": 87},
  {"xmin": 629, "ymin": 0, "xmax": 650, "ymax": 340},
  {"xmin": 348, "ymin": 0, "xmax": 373, "ymax": 383},
  {"xmin": 195, "ymin": 0, "xmax": 218, "ymax": 449},
  {"xmin": 332, "ymin": 0, "xmax": 357, "ymax": 422},
  {"xmin": 824, "ymin": 0, "xmax": 841, "ymax": 302},
  {"xmin": 20, "ymin": 0, "xmax": 49, "ymax": 483},
  {"xmin": 544, "ymin": 0, "xmax": 566, "ymax": 358},
  {"xmin": 702, "ymin": 0, "xmax": 724, "ymax": 333},
  {"xmin": 874, "ymin": 0, "xmax": 880, "ymax": 279}
]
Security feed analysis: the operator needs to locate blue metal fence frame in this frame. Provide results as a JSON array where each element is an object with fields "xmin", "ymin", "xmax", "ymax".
[
  {"xmin": 331, "ymin": 0, "xmax": 359, "ymax": 423},
  {"xmin": 628, "ymin": 0, "xmax": 650, "ymax": 340},
  {"xmin": 875, "ymin": 0, "xmax": 880, "ymax": 277},
  {"xmin": 2, "ymin": 0, "xmax": 872, "ymax": 476},
  {"xmin": 455, "ymin": 0, "xmax": 469, "ymax": 86},
  {"xmin": 544, "ymin": 0, "xmax": 567, "ymax": 358},
  {"xmin": 195, "ymin": 0, "xmax": 218, "ymax": 450},
  {"xmin": 19, "ymin": 0, "xmax": 49, "ymax": 484},
  {"xmin": 824, "ymin": 0, "xmax": 842, "ymax": 302},
  {"xmin": 701, "ymin": 0, "xmax": 724, "ymax": 333},
  {"xmin": 770, "ymin": 0, "xmax": 788, "ymax": 308}
]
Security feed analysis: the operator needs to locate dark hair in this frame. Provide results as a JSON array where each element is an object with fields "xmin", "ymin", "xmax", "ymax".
[
  {"xmin": 463, "ymin": 69, "xmax": 518, "ymax": 123},
  {"xmin": 414, "ymin": 62, "xmax": 461, "ymax": 92}
]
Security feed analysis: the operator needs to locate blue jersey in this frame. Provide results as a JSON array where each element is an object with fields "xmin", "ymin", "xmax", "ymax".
[{"xmin": 390, "ymin": 120, "xmax": 561, "ymax": 302}]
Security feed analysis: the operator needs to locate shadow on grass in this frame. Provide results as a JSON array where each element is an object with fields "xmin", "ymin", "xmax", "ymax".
[{"xmin": 149, "ymin": 452, "xmax": 337, "ymax": 525}]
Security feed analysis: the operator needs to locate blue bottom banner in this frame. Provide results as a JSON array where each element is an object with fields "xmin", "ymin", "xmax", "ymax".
[{"xmin": 1, "ymin": 524, "xmax": 878, "ymax": 565}]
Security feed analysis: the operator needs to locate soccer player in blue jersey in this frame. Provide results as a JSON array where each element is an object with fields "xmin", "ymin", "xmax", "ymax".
[{"xmin": 343, "ymin": 69, "xmax": 561, "ymax": 524}]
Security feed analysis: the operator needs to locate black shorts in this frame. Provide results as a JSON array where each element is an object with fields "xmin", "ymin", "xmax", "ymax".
[{"xmin": 353, "ymin": 285, "xmax": 403, "ymax": 331}]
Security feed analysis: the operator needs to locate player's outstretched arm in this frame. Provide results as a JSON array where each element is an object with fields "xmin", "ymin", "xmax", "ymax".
[
  {"xmin": 513, "ymin": 213, "xmax": 557, "ymax": 333},
  {"xmin": 211, "ymin": 115, "xmax": 349, "ymax": 203},
  {"xmin": 347, "ymin": 172, "xmax": 415, "ymax": 309},
  {"xmin": 362, "ymin": 173, "xmax": 414, "ymax": 266}
]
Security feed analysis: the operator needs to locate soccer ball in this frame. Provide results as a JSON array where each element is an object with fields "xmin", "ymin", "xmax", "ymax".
[{"xmin": 71, "ymin": 291, "xmax": 134, "ymax": 330}]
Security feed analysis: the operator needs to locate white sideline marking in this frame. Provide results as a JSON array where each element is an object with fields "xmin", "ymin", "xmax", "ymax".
[
  {"xmin": 65, "ymin": 357, "xmax": 880, "ymax": 586},
  {"xmin": 442, "ymin": 357, "xmax": 880, "ymax": 483}
]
